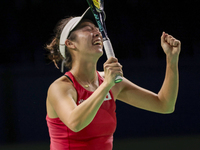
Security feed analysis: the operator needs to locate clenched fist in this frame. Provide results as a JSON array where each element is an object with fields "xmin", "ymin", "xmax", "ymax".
[{"xmin": 161, "ymin": 32, "xmax": 181, "ymax": 61}]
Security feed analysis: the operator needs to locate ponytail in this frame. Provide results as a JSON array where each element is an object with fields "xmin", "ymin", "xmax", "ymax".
[{"xmin": 45, "ymin": 17, "xmax": 74, "ymax": 70}]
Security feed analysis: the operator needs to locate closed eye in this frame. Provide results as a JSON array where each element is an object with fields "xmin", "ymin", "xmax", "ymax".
[{"xmin": 82, "ymin": 25, "xmax": 93, "ymax": 31}]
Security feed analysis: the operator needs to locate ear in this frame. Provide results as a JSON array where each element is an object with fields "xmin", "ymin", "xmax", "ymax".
[{"xmin": 65, "ymin": 39, "xmax": 76, "ymax": 50}]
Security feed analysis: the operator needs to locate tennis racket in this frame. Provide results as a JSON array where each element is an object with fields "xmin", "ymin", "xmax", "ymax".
[{"xmin": 86, "ymin": 0, "xmax": 123, "ymax": 83}]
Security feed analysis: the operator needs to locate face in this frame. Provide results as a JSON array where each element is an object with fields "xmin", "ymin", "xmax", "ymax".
[{"xmin": 68, "ymin": 19, "xmax": 103, "ymax": 58}]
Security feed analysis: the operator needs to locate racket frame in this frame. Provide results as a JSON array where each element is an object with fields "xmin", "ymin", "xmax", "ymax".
[{"xmin": 86, "ymin": 0, "xmax": 123, "ymax": 83}]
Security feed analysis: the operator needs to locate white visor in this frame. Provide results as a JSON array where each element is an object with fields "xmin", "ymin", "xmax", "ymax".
[{"xmin": 59, "ymin": 7, "xmax": 97, "ymax": 59}]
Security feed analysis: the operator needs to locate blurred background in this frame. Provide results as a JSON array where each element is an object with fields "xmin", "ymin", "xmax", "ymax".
[{"xmin": 0, "ymin": 0, "xmax": 200, "ymax": 149}]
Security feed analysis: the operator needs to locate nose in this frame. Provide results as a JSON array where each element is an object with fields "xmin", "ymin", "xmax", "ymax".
[{"xmin": 94, "ymin": 28, "xmax": 101, "ymax": 37}]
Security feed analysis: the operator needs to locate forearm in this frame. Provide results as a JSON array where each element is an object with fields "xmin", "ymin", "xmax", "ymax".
[
  {"xmin": 69, "ymin": 81, "xmax": 112, "ymax": 132},
  {"xmin": 158, "ymin": 56, "xmax": 179, "ymax": 113}
]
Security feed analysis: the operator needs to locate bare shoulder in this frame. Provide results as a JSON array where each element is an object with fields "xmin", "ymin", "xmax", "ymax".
[
  {"xmin": 49, "ymin": 76, "xmax": 73, "ymax": 91},
  {"xmin": 48, "ymin": 75, "xmax": 77, "ymax": 102},
  {"xmin": 47, "ymin": 75, "xmax": 77, "ymax": 118}
]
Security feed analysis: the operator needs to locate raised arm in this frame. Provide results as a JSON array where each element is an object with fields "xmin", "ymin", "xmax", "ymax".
[
  {"xmin": 157, "ymin": 32, "xmax": 181, "ymax": 112},
  {"xmin": 115, "ymin": 32, "xmax": 181, "ymax": 114}
]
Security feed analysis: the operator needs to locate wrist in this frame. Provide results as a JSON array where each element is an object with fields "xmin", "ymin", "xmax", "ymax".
[
  {"xmin": 166, "ymin": 55, "xmax": 179, "ymax": 66},
  {"xmin": 102, "ymin": 80, "xmax": 115, "ymax": 90}
]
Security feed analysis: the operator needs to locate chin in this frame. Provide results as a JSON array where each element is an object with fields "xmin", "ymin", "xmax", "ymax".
[
  {"xmin": 94, "ymin": 50, "xmax": 103, "ymax": 59},
  {"xmin": 93, "ymin": 47, "xmax": 103, "ymax": 53},
  {"xmin": 97, "ymin": 49, "xmax": 104, "ymax": 55}
]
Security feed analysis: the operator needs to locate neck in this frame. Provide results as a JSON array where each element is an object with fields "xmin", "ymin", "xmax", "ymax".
[{"xmin": 70, "ymin": 59, "xmax": 98, "ymax": 83}]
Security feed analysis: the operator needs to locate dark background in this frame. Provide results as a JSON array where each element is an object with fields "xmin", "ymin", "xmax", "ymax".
[{"xmin": 0, "ymin": 0, "xmax": 200, "ymax": 148}]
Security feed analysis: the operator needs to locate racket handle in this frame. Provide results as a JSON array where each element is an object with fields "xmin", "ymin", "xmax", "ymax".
[
  {"xmin": 103, "ymin": 39, "xmax": 115, "ymax": 58},
  {"xmin": 103, "ymin": 39, "xmax": 123, "ymax": 83}
]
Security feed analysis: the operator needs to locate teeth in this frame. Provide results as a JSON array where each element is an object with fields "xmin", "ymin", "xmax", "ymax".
[{"xmin": 93, "ymin": 41, "xmax": 102, "ymax": 45}]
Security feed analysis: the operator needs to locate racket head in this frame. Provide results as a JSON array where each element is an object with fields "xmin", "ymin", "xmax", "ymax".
[
  {"xmin": 92, "ymin": 0, "xmax": 104, "ymax": 12},
  {"xmin": 87, "ymin": 0, "xmax": 107, "ymax": 38}
]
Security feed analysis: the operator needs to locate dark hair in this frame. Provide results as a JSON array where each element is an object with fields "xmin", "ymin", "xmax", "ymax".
[{"xmin": 45, "ymin": 17, "xmax": 76, "ymax": 70}]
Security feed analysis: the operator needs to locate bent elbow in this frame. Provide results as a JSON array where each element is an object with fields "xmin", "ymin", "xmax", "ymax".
[
  {"xmin": 69, "ymin": 126, "xmax": 79, "ymax": 132},
  {"xmin": 71, "ymin": 128, "xmax": 80, "ymax": 133},
  {"xmin": 67, "ymin": 121, "xmax": 84, "ymax": 133},
  {"xmin": 67, "ymin": 123, "xmax": 80, "ymax": 132},
  {"xmin": 162, "ymin": 106, "xmax": 175, "ymax": 114}
]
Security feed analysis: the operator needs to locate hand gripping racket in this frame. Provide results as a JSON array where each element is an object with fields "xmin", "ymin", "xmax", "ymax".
[{"xmin": 86, "ymin": 0, "xmax": 123, "ymax": 83}]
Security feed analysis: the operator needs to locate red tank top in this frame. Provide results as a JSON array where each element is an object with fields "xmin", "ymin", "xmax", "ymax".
[{"xmin": 46, "ymin": 71, "xmax": 117, "ymax": 150}]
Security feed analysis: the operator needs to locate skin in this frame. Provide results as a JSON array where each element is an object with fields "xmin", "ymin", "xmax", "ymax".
[{"xmin": 46, "ymin": 19, "xmax": 181, "ymax": 132}]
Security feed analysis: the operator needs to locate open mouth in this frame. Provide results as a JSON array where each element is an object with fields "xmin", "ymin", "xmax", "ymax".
[{"xmin": 93, "ymin": 40, "xmax": 102, "ymax": 46}]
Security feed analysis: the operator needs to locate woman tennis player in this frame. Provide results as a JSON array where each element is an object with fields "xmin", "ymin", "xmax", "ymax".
[{"xmin": 45, "ymin": 8, "xmax": 181, "ymax": 150}]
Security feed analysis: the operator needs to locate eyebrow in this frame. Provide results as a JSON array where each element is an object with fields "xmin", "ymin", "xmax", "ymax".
[
  {"xmin": 74, "ymin": 21, "xmax": 99, "ymax": 32},
  {"xmin": 79, "ymin": 20, "xmax": 98, "ymax": 28},
  {"xmin": 80, "ymin": 24, "xmax": 96, "ymax": 29}
]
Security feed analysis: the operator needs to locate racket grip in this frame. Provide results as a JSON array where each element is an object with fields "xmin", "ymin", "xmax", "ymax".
[
  {"xmin": 103, "ymin": 39, "xmax": 123, "ymax": 83},
  {"xmin": 103, "ymin": 39, "xmax": 115, "ymax": 58}
]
